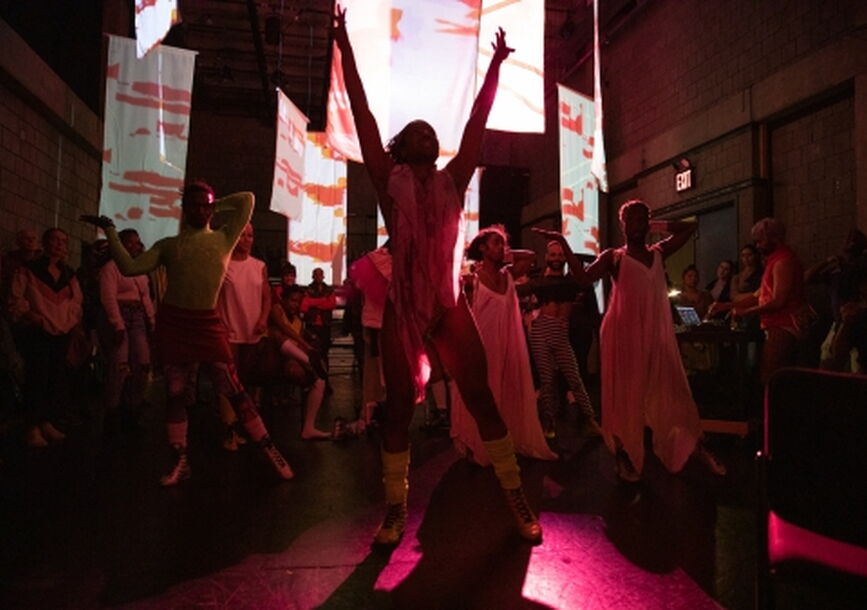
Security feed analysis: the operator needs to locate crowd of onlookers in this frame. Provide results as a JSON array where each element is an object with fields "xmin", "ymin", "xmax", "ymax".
[{"xmin": 2, "ymin": 218, "xmax": 865, "ymax": 459}]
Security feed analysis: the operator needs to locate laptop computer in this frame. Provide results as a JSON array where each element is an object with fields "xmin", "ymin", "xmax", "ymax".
[{"xmin": 676, "ymin": 305, "xmax": 702, "ymax": 328}]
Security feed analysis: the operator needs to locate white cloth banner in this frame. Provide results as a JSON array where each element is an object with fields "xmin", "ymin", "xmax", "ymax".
[
  {"xmin": 270, "ymin": 89, "xmax": 308, "ymax": 220},
  {"xmin": 135, "ymin": 0, "xmax": 179, "ymax": 58},
  {"xmin": 100, "ymin": 35, "xmax": 196, "ymax": 249},
  {"xmin": 558, "ymin": 84, "xmax": 600, "ymax": 258},
  {"xmin": 478, "ymin": 0, "xmax": 545, "ymax": 133},
  {"xmin": 288, "ymin": 133, "xmax": 348, "ymax": 286},
  {"xmin": 327, "ymin": 0, "xmax": 543, "ymax": 162},
  {"xmin": 591, "ymin": 0, "xmax": 609, "ymax": 192}
]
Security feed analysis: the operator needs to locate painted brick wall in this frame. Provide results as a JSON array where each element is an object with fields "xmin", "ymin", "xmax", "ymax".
[
  {"xmin": 0, "ymin": 82, "xmax": 101, "ymax": 266},
  {"xmin": 771, "ymin": 96, "xmax": 855, "ymax": 265}
]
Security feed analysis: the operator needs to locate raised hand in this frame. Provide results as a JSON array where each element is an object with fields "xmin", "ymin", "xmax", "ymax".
[
  {"xmin": 332, "ymin": 4, "xmax": 349, "ymax": 47},
  {"xmin": 80, "ymin": 214, "xmax": 115, "ymax": 230},
  {"xmin": 491, "ymin": 27, "xmax": 515, "ymax": 64},
  {"xmin": 531, "ymin": 227, "xmax": 563, "ymax": 241}
]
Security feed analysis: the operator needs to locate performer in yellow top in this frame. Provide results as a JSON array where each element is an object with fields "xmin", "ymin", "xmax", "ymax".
[{"xmin": 82, "ymin": 181, "xmax": 293, "ymax": 485}]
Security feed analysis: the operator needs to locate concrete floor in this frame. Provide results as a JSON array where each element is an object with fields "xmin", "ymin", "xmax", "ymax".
[{"xmin": 0, "ymin": 349, "xmax": 762, "ymax": 609}]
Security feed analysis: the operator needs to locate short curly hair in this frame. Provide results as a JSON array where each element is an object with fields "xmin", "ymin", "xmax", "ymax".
[{"xmin": 466, "ymin": 225, "xmax": 508, "ymax": 262}]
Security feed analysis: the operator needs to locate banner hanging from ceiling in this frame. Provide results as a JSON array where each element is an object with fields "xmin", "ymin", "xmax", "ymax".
[
  {"xmin": 100, "ymin": 35, "xmax": 196, "ymax": 249},
  {"xmin": 134, "ymin": 0, "xmax": 180, "ymax": 58},
  {"xmin": 287, "ymin": 133, "xmax": 348, "ymax": 286},
  {"xmin": 270, "ymin": 89, "xmax": 308, "ymax": 220}
]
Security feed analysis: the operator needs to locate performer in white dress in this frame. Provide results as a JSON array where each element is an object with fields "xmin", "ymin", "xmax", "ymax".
[{"xmin": 451, "ymin": 226, "xmax": 558, "ymax": 465}]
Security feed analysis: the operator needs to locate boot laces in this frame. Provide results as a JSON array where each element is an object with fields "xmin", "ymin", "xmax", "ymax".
[
  {"xmin": 507, "ymin": 488, "xmax": 534, "ymax": 523},
  {"xmin": 383, "ymin": 504, "xmax": 406, "ymax": 529}
]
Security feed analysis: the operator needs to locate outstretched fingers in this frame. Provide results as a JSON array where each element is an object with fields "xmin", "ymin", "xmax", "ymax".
[{"xmin": 491, "ymin": 27, "xmax": 515, "ymax": 62}]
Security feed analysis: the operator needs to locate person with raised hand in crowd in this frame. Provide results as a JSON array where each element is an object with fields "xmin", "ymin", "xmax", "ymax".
[
  {"xmin": 333, "ymin": 5, "xmax": 542, "ymax": 545},
  {"xmin": 81, "ymin": 181, "xmax": 293, "ymax": 486}
]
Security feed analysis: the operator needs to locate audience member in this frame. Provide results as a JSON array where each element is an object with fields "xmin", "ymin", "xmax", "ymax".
[
  {"xmin": 1, "ymin": 228, "xmax": 41, "ymax": 305},
  {"xmin": 272, "ymin": 261, "xmax": 297, "ymax": 302},
  {"xmin": 302, "ymin": 267, "xmax": 337, "ymax": 367},
  {"xmin": 830, "ymin": 262, "xmax": 867, "ymax": 374},
  {"xmin": 98, "ymin": 229, "xmax": 155, "ymax": 429},
  {"xmin": 675, "ymin": 264, "xmax": 713, "ymax": 319},
  {"xmin": 7, "ymin": 228, "xmax": 83, "ymax": 447},
  {"xmin": 451, "ymin": 226, "xmax": 557, "ymax": 465},
  {"xmin": 733, "ymin": 218, "xmax": 808, "ymax": 385}
]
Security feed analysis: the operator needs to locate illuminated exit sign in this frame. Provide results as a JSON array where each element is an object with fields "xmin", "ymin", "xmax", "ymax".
[{"xmin": 675, "ymin": 168, "xmax": 693, "ymax": 192}]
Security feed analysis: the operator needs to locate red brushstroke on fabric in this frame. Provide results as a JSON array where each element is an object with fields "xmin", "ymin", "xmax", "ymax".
[
  {"xmin": 127, "ymin": 207, "xmax": 144, "ymax": 220},
  {"xmin": 116, "ymin": 93, "xmax": 190, "ymax": 115},
  {"xmin": 560, "ymin": 104, "xmax": 584, "ymax": 136},
  {"xmin": 135, "ymin": 0, "xmax": 157, "ymax": 15},
  {"xmin": 114, "ymin": 212, "xmax": 128, "ymax": 221},
  {"xmin": 289, "ymin": 240, "xmax": 338, "ymax": 262},
  {"xmin": 435, "ymin": 20, "xmax": 477, "ymax": 36},
  {"xmin": 131, "ymin": 127, "xmax": 151, "ymax": 137},
  {"xmin": 377, "ymin": 226, "xmax": 389, "ymax": 236},
  {"xmin": 108, "ymin": 182, "xmax": 180, "ymax": 211},
  {"xmin": 591, "ymin": 226, "xmax": 599, "ymax": 240},
  {"xmin": 149, "ymin": 205, "xmax": 181, "ymax": 218},
  {"xmin": 481, "ymin": 0, "xmax": 521, "ymax": 16},
  {"xmin": 103, "ymin": 149, "xmax": 112, "ymax": 163},
  {"xmin": 584, "ymin": 137, "xmax": 594, "ymax": 159},
  {"xmin": 132, "ymin": 81, "xmax": 192, "ymax": 103},
  {"xmin": 302, "ymin": 179, "xmax": 346, "ymax": 207},
  {"xmin": 562, "ymin": 202, "xmax": 584, "ymax": 222},
  {"xmin": 465, "ymin": 211, "xmax": 480, "ymax": 221},
  {"xmin": 584, "ymin": 240, "xmax": 599, "ymax": 253},
  {"xmin": 157, "ymin": 121, "xmax": 187, "ymax": 140},
  {"xmin": 106, "ymin": 63, "xmax": 120, "ymax": 80},
  {"xmin": 391, "ymin": 9, "xmax": 403, "ymax": 41},
  {"xmin": 275, "ymin": 159, "xmax": 302, "ymax": 196},
  {"xmin": 123, "ymin": 171, "xmax": 184, "ymax": 188}
]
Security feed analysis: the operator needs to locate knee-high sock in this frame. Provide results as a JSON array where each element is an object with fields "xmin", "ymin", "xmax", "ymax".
[
  {"xmin": 241, "ymin": 412, "xmax": 269, "ymax": 443},
  {"xmin": 381, "ymin": 447, "xmax": 410, "ymax": 505},
  {"xmin": 166, "ymin": 421, "xmax": 188, "ymax": 449},
  {"xmin": 483, "ymin": 433, "xmax": 521, "ymax": 490},
  {"xmin": 218, "ymin": 395, "xmax": 237, "ymax": 426}
]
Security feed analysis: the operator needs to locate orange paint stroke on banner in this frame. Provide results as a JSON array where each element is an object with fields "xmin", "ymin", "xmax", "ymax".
[
  {"xmin": 123, "ymin": 171, "xmax": 184, "ymax": 188},
  {"xmin": 135, "ymin": 0, "xmax": 157, "ymax": 15},
  {"xmin": 132, "ymin": 81, "xmax": 193, "ymax": 102},
  {"xmin": 478, "ymin": 47, "xmax": 543, "ymax": 77},
  {"xmin": 108, "ymin": 182, "xmax": 182, "ymax": 217},
  {"xmin": 106, "ymin": 63, "xmax": 120, "ymax": 79},
  {"xmin": 127, "ymin": 207, "xmax": 144, "ymax": 220},
  {"xmin": 560, "ymin": 103, "xmax": 583, "ymax": 135},
  {"xmin": 303, "ymin": 179, "xmax": 347, "ymax": 207},
  {"xmin": 377, "ymin": 226, "xmax": 389, "ymax": 236},
  {"xmin": 103, "ymin": 149, "xmax": 112, "ymax": 163},
  {"xmin": 289, "ymin": 240, "xmax": 341, "ymax": 262},
  {"xmin": 480, "ymin": 0, "xmax": 521, "ymax": 15},
  {"xmin": 115, "ymin": 93, "xmax": 190, "ymax": 115},
  {"xmin": 391, "ymin": 9, "xmax": 403, "ymax": 41},
  {"xmin": 584, "ymin": 240, "xmax": 599, "ymax": 254},
  {"xmin": 157, "ymin": 120, "xmax": 187, "ymax": 140},
  {"xmin": 131, "ymin": 127, "xmax": 151, "ymax": 137},
  {"xmin": 435, "ymin": 19, "xmax": 477, "ymax": 36}
]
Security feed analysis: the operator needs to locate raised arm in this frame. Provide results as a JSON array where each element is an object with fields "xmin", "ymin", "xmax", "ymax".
[
  {"xmin": 215, "ymin": 191, "xmax": 254, "ymax": 249},
  {"xmin": 80, "ymin": 216, "xmax": 163, "ymax": 276},
  {"xmin": 332, "ymin": 6, "xmax": 393, "ymax": 193},
  {"xmin": 651, "ymin": 220, "xmax": 697, "ymax": 259},
  {"xmin": 446, "ymin": 28, "xmax": 514, "ymax": 195},
  {"xmin": 530, "ymin": 227, "xmax": 613, "ymax": 285}
]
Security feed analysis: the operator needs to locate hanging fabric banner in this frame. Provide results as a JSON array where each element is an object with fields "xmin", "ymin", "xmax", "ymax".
[
  {"xmin": 287, "ymin": 133, "xmax": 348, "ymax": 286},
  {"xmin": 135, "ymin": 0, "xmax": 180, "ymax": 58},
  {"xmin": 558, "ymin": 84, "xmax": 600, "ymax": 258},
  {"xmin": 270, "ymin": 89, "xmax": 309, "ymax": 220},
  {"xmin": 590, "ymin": 0, "xmax": 609, "ymax": 192},
  {"xmin": 100, "ymin": 35, "xmax": 196, "ymax": 249},
  {"xmin": 327, "ymin": 0, "xmax": 543, "ymax": 162},
  {"xmin": 477, "ymin": 0, "xmax": 545, "ymax": 133}
]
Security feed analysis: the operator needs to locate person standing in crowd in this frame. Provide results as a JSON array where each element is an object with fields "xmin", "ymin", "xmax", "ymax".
[
  {"xmin": 805, "ymin": 229, "xmax": 867, "ymax": 371},
  {"xmin": 98, "ymin": 229, "xmax": 155, "ymax": 430},
  {"xmin": 216, "ymin": 223, "xmax": 270, "ymax": 450},
  {"xmin": 705, "ymin": 259, "xmax": 734, "ymax": 319},
  {"xmin": 302, "ymin": 267, "xmax": 337, "ymax": 368},
  {"xmin": 541, "ymin": 201, "xmax": 725, "ymax": 482},
  {"xmin": 333, "ymin": 7, "xmax": 542, "ymax": 545},
  {"xmin": 1, "ymin": 228, "xmax": 41, "ymax": 305},
  {"xmin": 81, "ymin": 182, "xmax": 293, "ymax": 486},
  {"xmin": 675, "ymin": 264, "xmax": 713, "ymax": 320},
  {"xmin": 451, "ymin": 225, "xmax": 557, "ymax": 465},
  {"xmin": 348, "ymin": 244, "xmax": 392, "ymax": 431},
  {"xmin": 269, "ymin": 285, "xmax": 331, "ymax": 439},
  {"xmin": 831, "ymin": 262, "xmax": 867, "ymax": 374},
  {"xmin": 523, "ymin": 238, "xmax": 599, "ymax": 440},
  {"xmin": 7, "ymin": 228, "xmax": 83, "ymax": 447},
  {"xmin": 733, "ymin": 217, "xmax": 808, "ymax": 385}
]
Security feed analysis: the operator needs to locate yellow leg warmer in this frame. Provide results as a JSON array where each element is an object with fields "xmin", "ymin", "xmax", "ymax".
[
  {"xmin": 381, "ymin": 447, "xmax": 410, "ymax": 505},
  {"xmin": 218, "ymin": 395, "xmax": 237, "ymax": 426},
  {"xmin": 483, "ymin": 433, "xmax": 522, "ymax": 490}
]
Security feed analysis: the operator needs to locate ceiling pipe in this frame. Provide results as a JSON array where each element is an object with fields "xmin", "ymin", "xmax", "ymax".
[{"xmin": 246, "ymin": 0, "xmax": 275, "ymax": 117}]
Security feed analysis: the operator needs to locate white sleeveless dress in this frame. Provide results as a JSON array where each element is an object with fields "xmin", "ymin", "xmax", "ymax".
[
  {"xmin": 600, "ymin": 245, "xmax": 701, "ymax": 475},
  {"xmin": 450, "ymin": 271, "xmax": 557, "ymax": 465}
]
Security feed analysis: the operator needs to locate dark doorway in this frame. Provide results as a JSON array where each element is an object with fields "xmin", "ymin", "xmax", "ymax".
[{"xmin": 479, "ymin": 166, "xmax": 529, "ymax": 247}]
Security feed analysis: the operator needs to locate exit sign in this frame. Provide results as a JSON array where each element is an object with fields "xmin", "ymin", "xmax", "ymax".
[{"xmin": 675, "ymin": 168, "xmax": 693, "ymax": 192}]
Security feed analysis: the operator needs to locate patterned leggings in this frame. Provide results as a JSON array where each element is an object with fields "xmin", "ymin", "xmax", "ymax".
[
  {"xmin": 163, "ymin": 361, "xmax": 256, "ymax": 424},
  {"xmin": 528, "ymin": 314, "xmax": 595, "ymax": 426}
]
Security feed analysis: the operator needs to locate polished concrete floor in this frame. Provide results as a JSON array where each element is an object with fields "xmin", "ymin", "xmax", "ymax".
[{"xmin": 0, "ymin": 348, "xmax": 762, "ymax": 609}]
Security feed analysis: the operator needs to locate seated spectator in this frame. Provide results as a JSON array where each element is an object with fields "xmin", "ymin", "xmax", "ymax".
[
  {"xmin": 98, "ymin": 229, "xmax": 155, "ymax": 429},
  {"xmin": 706, "ymin": 259, "xmax": 734, "ymax": 314},
  {"xmin": 302, "ymin": 267, "xmax": 337, "ymax": 367},
  {"xmin": 675, "ymin": 264, "xmax": 713, "ymax": 319},
  {"xmin": 270, "ymin": 285, "xmax": 330, "ymax": 439},
  {"xmin": 271, "ymin": 261, "xmax": 297, "ymax": 302},
  {"xmin": 7, "ymin": 228, "xmax": 83, "ymax": 447}
]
